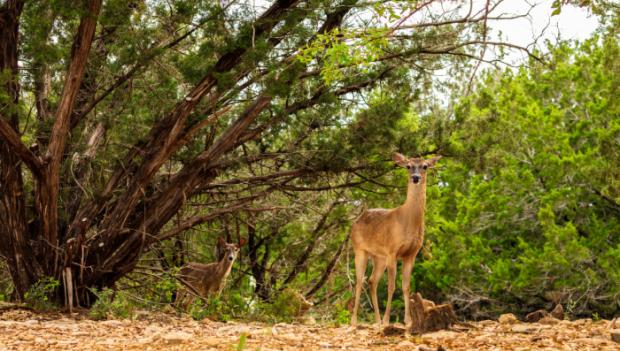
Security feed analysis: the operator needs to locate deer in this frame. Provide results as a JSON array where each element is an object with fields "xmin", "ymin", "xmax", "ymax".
[
  {"xmin": 175, "ymin": 237, "xmax": 246, "ymax": 308},
  {"xmin": 350, "ymin": 153, "xmax": 441, "ymax": 327}
]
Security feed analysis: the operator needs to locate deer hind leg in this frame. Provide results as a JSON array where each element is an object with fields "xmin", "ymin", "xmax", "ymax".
[
  {"xmin": 351, "ymin": 249, "xmax": 368, "ymax": 326},
  {"xmin": 369, "ymin": 257, "xmax": 387, "ymax": 326},
  {"xmin": 382, "ymin": 257, "xmax": 397, "ymax": 325},
  {"xmin": 401, "ymin": 255, "xmax": 416, "ymax": 327}
]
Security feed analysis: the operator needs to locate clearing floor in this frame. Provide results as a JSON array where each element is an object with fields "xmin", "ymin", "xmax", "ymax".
[{"xmin": 0, "ymin": 308, "xmax": 619, "ymax": 350}]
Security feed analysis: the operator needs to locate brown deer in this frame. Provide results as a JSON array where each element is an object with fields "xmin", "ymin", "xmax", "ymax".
[
  {"xmin": 175, "ymin": 237, "xmax": 245, "ymax": 307},
  {"xmin": 350, "ymin": 153, "xmax": 441, "ymax": 327}
]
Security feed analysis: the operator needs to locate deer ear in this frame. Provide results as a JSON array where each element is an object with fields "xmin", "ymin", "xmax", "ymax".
[
  {"xmin": 238, "ymin": 238, "xmax": 247, "ymax": 247},
  {"xmin": 217, "ymin": 237, "xmax": 226, "ymax": 246},
  {"xmin": 392, "ymin": 152, "xmax": 408, "ymax": 167},
  {"xmin": 427, "ymin": 155, "xmax": 442, "ymax": 167}
]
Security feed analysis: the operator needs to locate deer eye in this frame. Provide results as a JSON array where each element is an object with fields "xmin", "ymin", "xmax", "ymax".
[
  {"xmin": 406, "ymin": 165, "xmax": 411, "ymax": 169},
  {"xmin": 423, "ymin": 164, "xmax": 428, "ymax": 170}
]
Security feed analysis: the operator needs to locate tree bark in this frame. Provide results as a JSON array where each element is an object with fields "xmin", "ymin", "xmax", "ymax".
[
  {"xmin": 0, "ymin": 0, "xmax": 43, "ymax": 300},
  {"xmin": 37, "ymin": 0, "xmax": 102, "ymax": 275},
  {"xmin": 410, "ymin": 293, "xmax": 457, "ymax": 334}
]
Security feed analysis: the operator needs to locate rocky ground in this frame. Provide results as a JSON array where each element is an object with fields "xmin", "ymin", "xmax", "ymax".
[{"xmin": 0, "ymin": 308, "xmax": 619, "ymax": 350}]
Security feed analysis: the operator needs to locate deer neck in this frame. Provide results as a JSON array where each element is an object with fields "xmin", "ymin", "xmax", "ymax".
[
  {"xmin": 401, "ymin": 179, "xmax": 427, "ymax": 226},
  {"xmin": 216, "ymin": 257, "xmax": 234, "ymax": 280}
]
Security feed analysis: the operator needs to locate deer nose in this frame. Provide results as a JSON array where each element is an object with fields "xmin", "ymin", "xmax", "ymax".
[
  {"xmin": 412, "ymin": 175, "xmax": 421, "ymax": 183},
  {"xmin": 228, "ymin": 256, "xmax": 234, "ymax": 261}
]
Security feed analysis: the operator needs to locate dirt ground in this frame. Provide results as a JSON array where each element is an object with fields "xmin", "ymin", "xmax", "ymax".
[{"xmin": 0, "ymin": 308, "xmax": 619, "ymax": 350}]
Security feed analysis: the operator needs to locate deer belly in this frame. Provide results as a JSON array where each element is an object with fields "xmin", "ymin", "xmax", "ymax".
[{"xmin": 397, "ymin": 240, "xmax": 422, "ymax": 257}]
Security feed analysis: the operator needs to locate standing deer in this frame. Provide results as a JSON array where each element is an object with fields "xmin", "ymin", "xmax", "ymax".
[
  {"xmin": 175, "ymin": 237, "xmax": 246, "ymax": 307},
  {"xmin": 350, "ymin": 153, "xmax": 441, "ymax": 327}
]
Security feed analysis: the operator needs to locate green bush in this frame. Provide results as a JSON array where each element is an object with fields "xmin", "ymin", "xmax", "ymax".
[
  {"xmin": 24, "ymin": 277, "xmax": 59, "ymax": 311},
  {"xmin": 89, "ymin": 288, "xmax": 134, "ymax": 320},
  {"xmin": 415, "ymin": 28, "xmax": 620, "ymax": 318}
]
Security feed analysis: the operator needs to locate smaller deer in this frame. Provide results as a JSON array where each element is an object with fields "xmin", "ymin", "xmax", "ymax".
[{"xmin": 175, "ymin": 237, "xmax": 245, "ymax": 307}]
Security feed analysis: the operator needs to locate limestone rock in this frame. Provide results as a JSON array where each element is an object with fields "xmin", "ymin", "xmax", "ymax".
[
  {"xmin": 550, "ymin": 304, "xmax": 564, "ymax": 319},
  {"xmin": 525, "ymin": 309, "xmax": 549, "ymax": 323},
  {"xmin": 383, "ymin": 325, "xmax": 407, "ymax": 336},
  {"xmin": 611, "ymin": 329, "xmax": 620, "ymax": 343},
  {"xmin": 511, "ymin": 324, "xmax": 537, "ymax": 334},
  {"xmin": 539, "ymin": 316, "xmax": 560, "ymax": 325},
  {"xmin": 498, "ymin": 313, "xmax": 518, "ymax": 324},
  {"xmin": 162, "ymin": 331, "xmax": 193, "ymax": 344}
]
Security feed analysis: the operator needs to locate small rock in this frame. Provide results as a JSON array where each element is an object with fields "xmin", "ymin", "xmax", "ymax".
[
  {"xmin": 611, "ymin": 329, "xmax": 620, "ymax": 343},
  {"xmin": 417, "ymin": 346, "xmax": 435, "ymax": 351},
  {"xmin": 538, "ymin": 316, "xmax": 560, "ymax": 325},
  {"xmin": 383, "ymin": 325, "xmax": 406, "ymax": 336},
  {"xmin": 511, "ymin": 324, "xmax": 537, "ymax": 334},
  {"xmin": 573, "ymin": 318, "xmax": 591, "ymax": 325},
  {"xmin": 162, "ymin": 331, "xmax": 192, "ymax": 344},
  {"xmin": 277, "ymin": 333, "xmax": 303, "ymax": 342},
  {"xmin": 525, "ymin": 309, "xmax": 549, "ymax": 323},
  {"xmin": 300, "ymin": 315, "xmax": 316, "ymax": 325},
  {"xmin": 34, "ymin": 337, "xmax": 46, "ymax": 344},
  {"xmin": 422, "ymin": 330, "xmax": 459, "ymax": 340},
  {"xmin": 573, "ymin": 337, "xmax": 608, "ymax": 346},
  {"xmin": 396, "ymin": 340, "xmax": 415, "ymax": 348},
  {"xmin": 550, "ymin": 304, "xmax": 564, "ymax": 319},
  {"xmin": 23, "ymin": 319, "xmax": 40, "ymax": 326},
  {"xmin": 498, "ymin": 313, "xmax": 518, "ymax": 324},
  {"xmin": 99, "ymin": 320, "xmax": 123, "ymax": 327}
]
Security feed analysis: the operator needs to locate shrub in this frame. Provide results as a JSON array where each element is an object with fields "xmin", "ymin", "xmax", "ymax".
[
  {"xmin": 89, "ymin": 288, "xmax": 134, "ymax": 320},
  {"xmin": 24, "ymin": 277, "xmax": 59, "ymax": 311}
]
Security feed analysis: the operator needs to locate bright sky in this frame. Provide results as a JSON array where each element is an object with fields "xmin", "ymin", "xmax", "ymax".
[{"xmin": 479, "ymin": 0, "xmax": 601, "ymax": 63}]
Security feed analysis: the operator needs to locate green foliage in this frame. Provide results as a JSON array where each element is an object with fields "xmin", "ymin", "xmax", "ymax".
[
  {"xmin": 24, "ymin": 277, "xmax": 60, "ymax": 311},
  {"xmin": 416, "ymin": 28, "xmax": 620, "ymax": 317},
  {"xmin": 2, "ymin": 0, "xmax": 613, "ymax": 324},
  {"xmin": 262, "ymin": 289, "xmax": 311, "ymax": 323},
  {"xmin": 89, "ymin": 288, "xmax": 134, "ymax": 320},
  {"xmin": 153, "ymin": 270, "xmax": 179, "ymax": 304},
  {"xmin": 235, "ymin": 333, "xmax": 247, "ymax": 351},
  {"xmin": 187, "ymin": 292, "xmax": 250, "ymax": 322},
  {"xmin": 334, "ymin": 306, "xmax": 350, "ymax": 326}
]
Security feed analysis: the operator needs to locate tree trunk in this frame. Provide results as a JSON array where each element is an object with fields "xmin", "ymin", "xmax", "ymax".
[
  {"xmin": 0, "ymin": 0, "xmax": 45, "ymax": 300},
  {"xmin": 409, "ymin": 293, "xmax": 457, "ymax": 334},
  {"xmin": 0, "ymin": 0, "xmax": 369, "ymax": 307}
]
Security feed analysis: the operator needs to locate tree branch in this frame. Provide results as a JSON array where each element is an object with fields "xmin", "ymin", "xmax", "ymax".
[
  {"xmin": 0, "ymin": 116, "xmax": 43, "ymax": 178},
  {"xmin": 306, "ymin": 234, "xmax": 350, "ymax": 298},
  {"xmin": 40, "ymin": 0, "xmax": 102, "ymax": 252}
]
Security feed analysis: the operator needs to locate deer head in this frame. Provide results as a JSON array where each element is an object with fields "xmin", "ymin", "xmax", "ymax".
[
  {"xmin": 392, "ymin": 153, "xmax": 442, "ymax": 185},
  {"xmin": 216, "ymin": 237, "xmax": 246, "ymax": 263}
]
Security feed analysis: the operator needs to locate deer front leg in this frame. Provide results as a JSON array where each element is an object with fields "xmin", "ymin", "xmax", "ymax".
[
  {"xmin": 401, "ymin": 256, "xmax": 416, "ymax": 327},
  {"xmin": 351, "ymin": 250, "xmax": 368, "ymax": 326},
  {"xmin": 382, "ymin": 258, "xmax": 397, "ymax": 325},
  {"xmin": 369, "ymin": 258, "xmax": 387, "ymax": 326}
]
